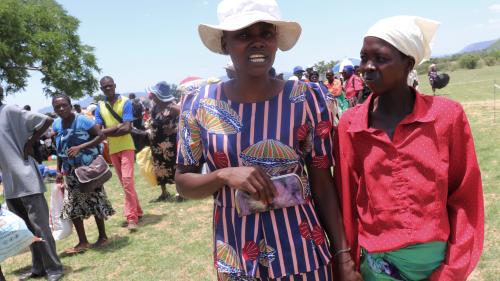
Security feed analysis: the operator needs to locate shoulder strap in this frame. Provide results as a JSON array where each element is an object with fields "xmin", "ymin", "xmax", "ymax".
[
  {"xmin": 71, "ymin": 114, "xmax": 78, "ymax": 131},
  {"xmin": 104, "ymin": 102, "xmax": 123, "ymax": 123}
]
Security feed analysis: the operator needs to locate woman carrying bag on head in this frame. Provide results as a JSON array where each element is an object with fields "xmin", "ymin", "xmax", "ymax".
[
  {"xmin": 335, "ymin": 16, "xmax": 483, "ymax": 281},
  {"xmin": 52, "ymin": 94, "xmax": 115, "ymax": 254},
  {"xmin": 175, "ymin": 0, "xmax": 360, "ymax": 280}
]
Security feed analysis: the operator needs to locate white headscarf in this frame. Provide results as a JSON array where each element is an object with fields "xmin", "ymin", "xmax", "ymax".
[{"xmin": 365, "ymin": 16, "xmax": 440, "ymax": 66}]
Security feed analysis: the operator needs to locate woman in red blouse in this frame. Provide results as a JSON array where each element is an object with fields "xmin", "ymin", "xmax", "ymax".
[{"xmin": 335, "ymin": 16, "xmax": 483, "ymax": 281}]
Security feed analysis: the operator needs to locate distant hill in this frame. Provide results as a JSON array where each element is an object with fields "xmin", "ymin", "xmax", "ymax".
[
  {"xmin": 458, "ymin": 38, "xmax": 500, "ymax": 54},
  {"xmin": 486, "ymin": 39, "xmax": 500, "ymax": 51}
]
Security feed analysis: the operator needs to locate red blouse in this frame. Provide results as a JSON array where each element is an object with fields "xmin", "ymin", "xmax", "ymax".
[{"xmin": 334, "ymin": 91, "xmax": 484, "ymax": 281}]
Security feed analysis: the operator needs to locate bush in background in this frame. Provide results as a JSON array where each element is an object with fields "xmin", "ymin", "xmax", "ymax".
[{"xmin": 459, "ymin": 55, "xmax": 480, "ymax": 69}]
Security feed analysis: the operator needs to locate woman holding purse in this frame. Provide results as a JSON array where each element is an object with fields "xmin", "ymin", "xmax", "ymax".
[
  {"xmin": 175, "ymin": 0, "xmax": 360, "ymax": 280},
  {"xmin": 52, "ymin": 94, "xmax": 115, "ymax": 254}
]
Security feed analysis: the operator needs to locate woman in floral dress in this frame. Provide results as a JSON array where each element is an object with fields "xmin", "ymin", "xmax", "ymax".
[{"xmin": 147, "ymin": 81, "xmax": 180, "ymax": 202}]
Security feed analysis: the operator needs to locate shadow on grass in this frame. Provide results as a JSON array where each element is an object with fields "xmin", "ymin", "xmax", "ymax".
[
  {"xmin": 65, "ymin": 265, "xmax": 92, "ymax": 274},
  {"xmin": 138, "ymin": 213, "xmax": 166, "ymax": 227},
  {"xmin": 10, "ymin": 265, "xmax": 88, "ymax": 275},
  {"xmin": 57, "ymin": 235, "xmax": 131, "ymax": 259},
  {"xmin": 92, "ymin": 235, "xmax": 131, "ymax": 253},
  {"xmin": 10, "ymin": 265, "xmax": 32, "ymax": 275},
  {"xmin": 59, "ymin": 250, "xmax": 88, "ymax": 259}
]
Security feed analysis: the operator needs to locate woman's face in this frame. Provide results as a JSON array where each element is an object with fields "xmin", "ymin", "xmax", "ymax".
[
  {"xmin": 221, "ymin": 22, "xmax": 278, "ymax": 78},
  {"xmin": 151, "ymin": 94, "xmax": 162, "ymax": 104},
  {"xmin": 309, "ymin": 71, "xmax": 319, "ymax": 82},
  {"xmin": 325, "ymin": 71, "xmax": 334, "ymax": 82},
  {"xmin": 360, "ymin": 36, "xmax": 414, "ymax": 94},
  {"xmin": 52, "ymin": 97, "xmax": 73, "ymax": 119}
]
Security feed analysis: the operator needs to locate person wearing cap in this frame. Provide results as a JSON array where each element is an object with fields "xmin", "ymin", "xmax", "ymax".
[
  {"xmin": 289, "ymin": 65, "xmax": 305, "ymax": 81},
  {"xmin": 176, "ymin": 0, "xmax": 360, "ymax": 280},
  {"xmin": 335, "ymin": 16, "xmax": 483, "ymax": 281},
  {"xmin": 146, "ymin": 81, "xmax": 181, "ymax": 202},
  {"xmin": 341, "ymin": 65, "xmax": 364, "ymax": 107},
  {"xmin": 95, "ymin": 76, "xmax": 143, "ymax": 231}
]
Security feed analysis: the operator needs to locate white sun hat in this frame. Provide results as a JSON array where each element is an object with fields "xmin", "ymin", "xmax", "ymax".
[{"xmin": 198, "ymin": 0, "xmax": 302, "ymax": 55}]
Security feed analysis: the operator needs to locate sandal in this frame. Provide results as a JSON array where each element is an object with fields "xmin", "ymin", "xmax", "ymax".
[{"xmin": 65, "ymin": 244, "xmax": 89, "ymax": 254}]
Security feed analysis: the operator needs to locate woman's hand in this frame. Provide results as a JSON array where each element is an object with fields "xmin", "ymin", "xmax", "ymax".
[
  {"xmin": 66, "ymin": 145, "xmax": 82, "ymax": 158},
  {"xmin": 55, "ymin": 172, "xmax": 64, "ymax": 184},
  {"xmin": 218, "ymin": 166, "xmax": 277, "ymax": 204},
  {"xmin": 335, "ymin": 256, "xmax": 363, "ymax": 281}
]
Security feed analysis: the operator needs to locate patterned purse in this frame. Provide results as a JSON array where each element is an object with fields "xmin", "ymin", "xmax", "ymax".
[
  {"xmin": 74, "ymin": 155, "xmax": 112, "ymax": 193},
  {"xmin": 235, "ymin": 173, "xmax": 306, "ymax": 217}
]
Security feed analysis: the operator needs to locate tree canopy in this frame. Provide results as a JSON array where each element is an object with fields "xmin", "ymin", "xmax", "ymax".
[
  {"xmin": 0, "ymin": 0, "xmax": 100, "ymax": 98},
  {"xmin": 313, "ymin": 60, "xmax": 338, "ymax": 75}
]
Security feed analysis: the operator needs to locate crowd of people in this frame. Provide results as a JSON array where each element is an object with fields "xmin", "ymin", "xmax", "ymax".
[
  {"xmin": 0, "ymin": 0, "xmax": 484, "ymax": 280},
  {"xmin": 0, "ymin": 76, "xmax": 183, "ymax": 280}
]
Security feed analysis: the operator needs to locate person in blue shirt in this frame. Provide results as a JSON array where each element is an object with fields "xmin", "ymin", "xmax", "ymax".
[{"xmin": 52, "ymin": 94, "xmax": 115, "ymax": 253}]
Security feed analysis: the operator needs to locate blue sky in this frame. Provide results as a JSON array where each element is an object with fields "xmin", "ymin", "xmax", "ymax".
[{"xmin": 5, "ymin": 0, "xmax": 500, "ymax": 111}]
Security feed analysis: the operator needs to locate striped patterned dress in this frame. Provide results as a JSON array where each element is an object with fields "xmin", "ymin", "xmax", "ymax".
[{"xmin": 177, "ymin": 80, "xmax": 334, "ymax": 280}]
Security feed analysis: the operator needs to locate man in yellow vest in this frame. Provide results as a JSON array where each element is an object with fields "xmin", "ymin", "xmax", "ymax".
[{"xmin": 95, "ymin": 76, "xmax": 143, "ymax": 231}]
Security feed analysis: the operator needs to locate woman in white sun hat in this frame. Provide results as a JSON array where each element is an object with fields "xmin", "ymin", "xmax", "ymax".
[
  {"xmin": 175, "ymin": 0, "xmax": 360, "ymax": 280},
  {"xmin": 335, "ymin": 16, "xmax": 483, "ymax": 281}
]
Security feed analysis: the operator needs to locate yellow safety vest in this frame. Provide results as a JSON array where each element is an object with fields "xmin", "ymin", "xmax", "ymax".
[{"xmin": 99, "ymin": 97, "xmax": 135, "ymax": 155}]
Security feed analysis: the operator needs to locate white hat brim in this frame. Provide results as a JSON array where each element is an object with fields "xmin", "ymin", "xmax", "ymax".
[{"xmin": 199, "ymin": 15, "xmax": 301, "ymax": 55}]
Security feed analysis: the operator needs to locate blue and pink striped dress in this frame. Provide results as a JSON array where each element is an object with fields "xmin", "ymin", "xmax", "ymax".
[{"xmin": 177, "ymin": 80, "xmax": 334, "ymax": 280}]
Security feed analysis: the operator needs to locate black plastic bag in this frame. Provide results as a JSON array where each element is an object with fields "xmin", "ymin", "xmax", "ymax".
[{"xmin": 433, "ymin": 73, "xmax": 450, "ymax": 89}]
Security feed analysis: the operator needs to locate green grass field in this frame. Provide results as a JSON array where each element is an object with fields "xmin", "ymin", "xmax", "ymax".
[{"xmin": 2, "ymin": 65, "xmax": 500, "ymax": 280}]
